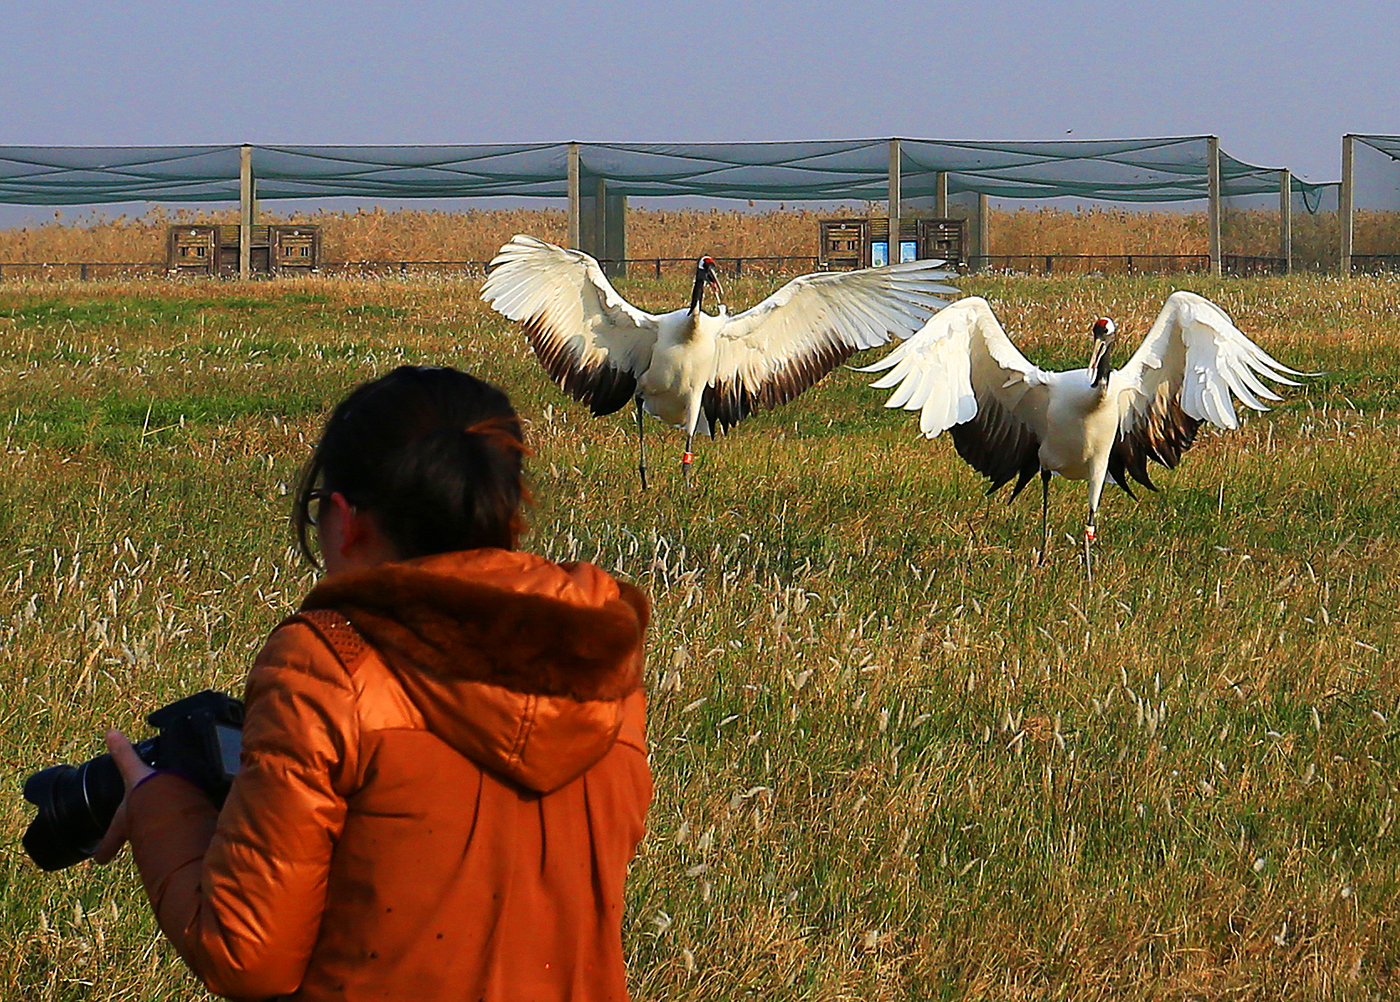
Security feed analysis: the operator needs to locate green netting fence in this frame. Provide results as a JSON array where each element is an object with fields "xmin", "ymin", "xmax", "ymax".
[
  {"xmin": 0, "ymin": 138, "xmax": 1335, "ymax": 204},
  {"xmin": 1343, "ymin": 135, "xmax": 1400, "ymax": 271},
  {"xmin": 0, "ymin": 146, "xmax": 244, "ymax": 204},
  {"xmin": 0, "ymin": 137, "xmax": 1342, "ymax": 274}
]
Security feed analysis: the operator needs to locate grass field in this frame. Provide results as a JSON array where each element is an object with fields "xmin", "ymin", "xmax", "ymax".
[{"xmin": 0, "ymin": 271, "xmax": 1396, "ymax": 1001}]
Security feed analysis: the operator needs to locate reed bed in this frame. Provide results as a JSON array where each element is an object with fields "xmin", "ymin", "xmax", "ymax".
[
  {"xmin": 0, "ymin": 272, "xmax": 1396, "ymax": 1001},
  {"xmin": 0, "ymin": 206, "xmax": 843, "ymax": 266},
  {"xmin": 1, "ymin": 206, "xmax": 1392, "ymax": 269}
]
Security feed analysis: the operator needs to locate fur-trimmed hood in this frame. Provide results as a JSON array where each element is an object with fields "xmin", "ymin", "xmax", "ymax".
[{"xmin": 301, "ymin": 548, "xmax": 648, "ymax": 793}]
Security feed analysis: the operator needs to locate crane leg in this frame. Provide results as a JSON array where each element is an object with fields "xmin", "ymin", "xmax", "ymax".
[
  {"xmin": 1037, "ymin": 470, "xmax": 1052, "ymax": 566},
  {"xmin": 635, "ymin": 396, "xmax": 648, "ymax": 490},
  {"xmin": 1083, "ymin": 506, "xmax": 1098, "ymax": 585},
  {"xmin": 681, "ymin": 430, "xmax": 695, "ymax": 487}
]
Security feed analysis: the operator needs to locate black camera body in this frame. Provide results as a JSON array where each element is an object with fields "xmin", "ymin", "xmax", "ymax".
[{"xmin": 22, "ymin": 690, "xmax": 244, "ymax": 871}]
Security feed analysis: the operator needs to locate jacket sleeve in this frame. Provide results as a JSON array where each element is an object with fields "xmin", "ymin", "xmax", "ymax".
[{"xmin": 127, "ymin": 622, "xmax": 359, "ymax": 1000}]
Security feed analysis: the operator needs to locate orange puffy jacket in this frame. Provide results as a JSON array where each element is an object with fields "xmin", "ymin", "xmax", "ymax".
[{"xmin": 125, "ymin": 549, "xmax": 652, "ymax": 1001}]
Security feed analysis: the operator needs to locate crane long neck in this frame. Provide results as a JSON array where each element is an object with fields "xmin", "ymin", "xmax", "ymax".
[{"xmin": 688, "ymin": 269, "xmax": 706, "ymax": 315}]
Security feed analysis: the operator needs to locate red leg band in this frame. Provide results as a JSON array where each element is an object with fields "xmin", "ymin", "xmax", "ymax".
[{"xmin": 682, "ymin": 452, "xmax": 693, "ymax": 464}]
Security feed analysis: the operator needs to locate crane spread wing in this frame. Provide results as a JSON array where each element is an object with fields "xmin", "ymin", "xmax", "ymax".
[
  {"xmin": 702, "ymin": 259, "xmax": 958, "ymax": 433},
  {"xmin": 481, "ymin": 235, "xmax": 659, "ymax": 416},
  {"xmin": 1108, "ymin": 290, "xmax": 1306, "ymax": 493},
  {"xmin": 860, "ymin": 297, "xmax": 1053, "ymax": 496}
]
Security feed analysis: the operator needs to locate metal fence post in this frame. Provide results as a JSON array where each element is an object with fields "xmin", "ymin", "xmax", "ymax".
[
  {"xmin": 1339, "ymin": 134, "xmax": 1354, "ymax": 275},
  {"xmin": 1207, "ymin": 136, "xmax": 1222, "ymax": 277}
]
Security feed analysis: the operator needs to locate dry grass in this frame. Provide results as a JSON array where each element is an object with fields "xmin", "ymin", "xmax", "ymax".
[
  {"xmin": 0, "ymin": 272, "xmax": 1396, "ymax": 1001},
  {"xmin": 0, "ymin": 205, "xmax": 846, "ymax": 266},
  {"xmin": 2, "ymin": 205, "xmax": 1392, "ymax": 270}
]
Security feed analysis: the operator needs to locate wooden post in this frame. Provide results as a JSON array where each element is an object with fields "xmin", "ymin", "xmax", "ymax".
[
  {"xmin": 1207, "ymin": 136, "xmax": 1222, "ymax": 277},
  {"xmin": 887, "ymin": 139, "xmax": 901, "ymax": 266},
  {"xmin": 1340, "ymin": 134, "xmax": 1355, "ymax": 275},
  {"xmin": 605, "ymin": 190, "xmax": 628, "ymax": 278},
  {"xmin": 976, "ymin": 192, "xmax": 989, "ymax": 271},
  {"xmin": 935, "ymin": 171, "xmax": 948, "ymax": 218},
  {"xmin": 567, "ymin": 143, "xmax": 581, "ymax": 250},
  {"xmin": 596, "ymin": 175, "xmax": 607, "ymax": 259},
  {"xmin": 1279, "ymin": 169, "xmax": 1292, "ymax": 275},
  {"xmin": 239, "ymin": 145, "xmax": 254, "ymax": 280}
]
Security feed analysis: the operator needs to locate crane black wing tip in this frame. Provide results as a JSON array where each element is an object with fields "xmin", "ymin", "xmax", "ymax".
[
  {"xmin": 708, "ymin": 338, "xmax": 858, "ymax": 430},
  {"xmin": 521, "ymin": 314, "xmax": 638, "ymax": 416}
]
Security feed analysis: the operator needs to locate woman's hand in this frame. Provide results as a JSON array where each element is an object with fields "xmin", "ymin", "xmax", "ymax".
[{"xmin": 93, "ymin": 729, "xmax": 156, "ymax": 865}]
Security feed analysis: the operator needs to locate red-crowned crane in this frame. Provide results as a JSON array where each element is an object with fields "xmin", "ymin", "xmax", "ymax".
[
  {"xmin": 860, "ymin": 292, "xmax": 1310, "ymax": 579},
  {"xmin": 481, "ymin": 235, "xmax": 957, "ymax": 486}
]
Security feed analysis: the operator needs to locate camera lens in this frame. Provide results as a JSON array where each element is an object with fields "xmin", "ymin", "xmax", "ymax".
[
  {"xmin": 22, "ymin": 754, "xmax": 126, "ymax": 871},
  {"xmin": 20, "ymin": 699, "xmax": 237, "ymax": 872}
]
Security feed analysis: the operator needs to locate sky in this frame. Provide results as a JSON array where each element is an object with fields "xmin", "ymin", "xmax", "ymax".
[{"xmin": 0, "ymin": 0, "xmax": 1395, "ymax": 221}]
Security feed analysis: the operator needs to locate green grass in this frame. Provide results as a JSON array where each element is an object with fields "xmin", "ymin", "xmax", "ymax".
[{"xmin": 0, "ymin": 272, "xmax": 1396, "ymax": 1001}]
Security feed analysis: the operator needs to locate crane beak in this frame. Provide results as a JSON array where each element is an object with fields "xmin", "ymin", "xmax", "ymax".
[
  {"xmin": 1088, "ymin": 317, "xmax": 1115, "ymax": 388},
  {"xmin": 704, "ymin": 262, "xmax": 723, "ymax": 304},
  {"xmin": 1088, "ymin": 338, "xmax": 1110, "ymax": 387}
]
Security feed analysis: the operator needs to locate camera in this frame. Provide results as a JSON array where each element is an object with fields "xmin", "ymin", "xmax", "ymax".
[{"xmin": 22, "ymin": 690, "xmax": 244, "ymax": 871}]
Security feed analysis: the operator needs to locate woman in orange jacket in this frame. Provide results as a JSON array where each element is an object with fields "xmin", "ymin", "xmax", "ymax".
[{"xmin": 97, "ymin": 366, "xmax": 653, "ymax": 1001}]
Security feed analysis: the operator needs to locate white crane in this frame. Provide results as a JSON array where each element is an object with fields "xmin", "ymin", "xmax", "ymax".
[
  {"xmin": 481, "ymin": 235, "xmax": 957, "ymax": 486},
  {"xmin": 861, "ymin": 292, "xmax": 1309, "ymax": 577}
]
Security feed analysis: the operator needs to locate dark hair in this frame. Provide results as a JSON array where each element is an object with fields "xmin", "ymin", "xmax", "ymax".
[{"xmin": 295, "ymin": 366, "xmax": 528, "ymax": 567}]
